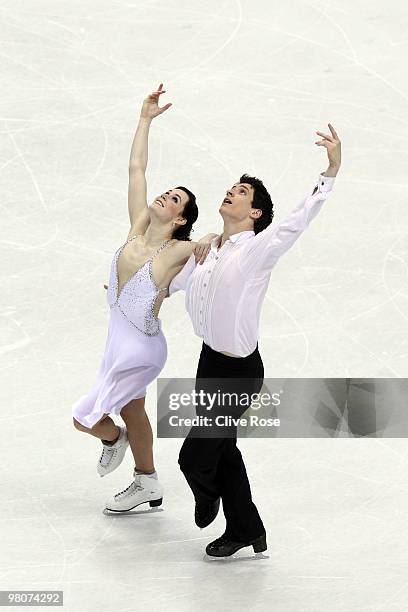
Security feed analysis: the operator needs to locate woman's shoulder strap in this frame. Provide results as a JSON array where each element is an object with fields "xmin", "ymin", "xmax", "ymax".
[
  {"xmin": 151, "ymin": 237, "xmax": 176, "ymax": 258},
  {"xmin": 127, "ymin": 233, "xmax": 143, "ymax": 243}
]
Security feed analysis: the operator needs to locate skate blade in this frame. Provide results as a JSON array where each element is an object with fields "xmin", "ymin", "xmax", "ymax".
[
  {"xmin": 103, "ymin": 498, "xmax": 163, "ymax": 514},
  {"xmin": 203, "ymin": 551, "xmax": 269, "ymax": 562}
]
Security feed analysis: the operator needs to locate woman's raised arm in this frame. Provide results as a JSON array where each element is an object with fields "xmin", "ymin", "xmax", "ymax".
[{"xmin": 127, "ymin": 84, "xmax": 172, "ymax": 233}]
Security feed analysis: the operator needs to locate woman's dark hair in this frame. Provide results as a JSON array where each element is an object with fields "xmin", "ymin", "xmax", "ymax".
[
  {"xmin": 239, "ymin": 174, "xmax": 274, "ymax": 235},
  {"xmin": 171, "ymin": 186, "xmax": 199, "ymax": 241}
]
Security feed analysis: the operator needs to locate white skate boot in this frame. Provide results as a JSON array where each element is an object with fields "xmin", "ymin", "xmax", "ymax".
[
  {"xmin": 97, "ymin": 426, "xmax": 129, "ymax": 478},
  {"xmin": 104, "ymin": 469, "xmax": 163, "ymax": 512}
]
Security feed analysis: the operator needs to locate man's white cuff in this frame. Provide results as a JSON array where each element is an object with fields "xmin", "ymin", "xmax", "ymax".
[{"xmin": 317, "ymin": 173, "xmax": 336, "ymax": 193}]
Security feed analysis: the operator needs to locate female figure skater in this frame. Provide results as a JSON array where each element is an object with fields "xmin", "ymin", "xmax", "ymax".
[{"xmin": 72, "ymin": 84, "xmax": 216, "ymax": 513}]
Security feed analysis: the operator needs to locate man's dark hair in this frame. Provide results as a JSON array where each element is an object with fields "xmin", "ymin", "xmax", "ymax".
[
  {"xmin": 171, "ymin": 186, "xmax": 199, "ymax": 241},
  {"xmin": 239, "ymin": 173, "xmax": 274, "ymax": 234}
]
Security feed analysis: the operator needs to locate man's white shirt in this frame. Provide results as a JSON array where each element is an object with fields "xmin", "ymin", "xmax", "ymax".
[{"xmin": 169, "ymin": 173, "xmax": 336, "ymax": 357}]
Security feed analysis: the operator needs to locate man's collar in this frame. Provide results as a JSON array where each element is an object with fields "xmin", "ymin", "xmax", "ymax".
[
  {"xmin": 229, "ymin": 230, "xmax": 255, "ymax": 243},
  {"xmin": 210, "ymin": 230, "xmax": 255, "ymax": 252}
]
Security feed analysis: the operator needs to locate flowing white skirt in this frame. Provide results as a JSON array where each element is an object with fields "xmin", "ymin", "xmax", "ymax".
[{"xmin": 72, "ymin": 308, "xmax": 167, "ymax": 428}]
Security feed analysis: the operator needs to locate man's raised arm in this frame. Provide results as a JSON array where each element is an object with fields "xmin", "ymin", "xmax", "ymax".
[{"xmin": 239, "ymin": 123, "xmax": 341, "ymax": 275}]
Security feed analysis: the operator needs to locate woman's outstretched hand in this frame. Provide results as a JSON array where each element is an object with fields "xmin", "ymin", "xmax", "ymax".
[{"xmin": 140, "ymin": 83, "xmax": 172, "ymax": 120}]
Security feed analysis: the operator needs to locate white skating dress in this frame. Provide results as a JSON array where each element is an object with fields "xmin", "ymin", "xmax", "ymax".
[{"xmin": 72, "ymin": 234, "xmax": 173, "ymax": 428}]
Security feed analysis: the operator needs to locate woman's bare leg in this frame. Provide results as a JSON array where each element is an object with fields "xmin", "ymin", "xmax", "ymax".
[
  {"xmin": 120, "ymin": 397, "xmax": 154, "ymax": 474},
  {"xmin": 73, "ymin": 415, "xmax": 119, "ymax": 442}
]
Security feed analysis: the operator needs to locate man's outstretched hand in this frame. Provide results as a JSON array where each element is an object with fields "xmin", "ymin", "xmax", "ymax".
[{"xmin": 315, "ymin": 123, "xmax": 341, "ymax": 173}]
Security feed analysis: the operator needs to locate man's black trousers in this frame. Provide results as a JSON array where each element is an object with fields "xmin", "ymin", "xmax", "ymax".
[{"xmin": 178, "ymin": 341, "xmax": 265, "ymax": 542}]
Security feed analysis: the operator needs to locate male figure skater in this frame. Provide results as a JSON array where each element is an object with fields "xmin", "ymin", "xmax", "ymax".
[{"xmin": 168, "ymin": 124, "xmax": 342, "ymax": 557}]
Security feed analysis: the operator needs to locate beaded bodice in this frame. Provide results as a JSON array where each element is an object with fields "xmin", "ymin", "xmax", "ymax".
[{"xmin": 107, "ymin": 235, "xmax": 173, "ymax": 336}]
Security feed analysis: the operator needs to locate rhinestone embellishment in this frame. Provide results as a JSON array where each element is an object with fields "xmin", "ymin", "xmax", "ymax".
[{"xmin": 108, "ymin": 234, "xmax": 173, "ymax": 336}]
